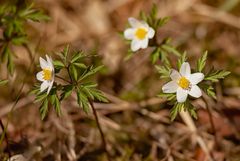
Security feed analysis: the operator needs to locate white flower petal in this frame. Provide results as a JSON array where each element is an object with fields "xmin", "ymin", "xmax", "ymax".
[
  {"xmin": 124, "ymin": 28, "xmax": 135, "ymax": 40},
  {"xmin": 47, "ymin": 80, "xmax": 54, "ymax": 94},
  {"xmin": 39, "ymin": 57, "xmax": 48, "ymax": 69},
  {"xmin": 141, "ymin": 21, "xmax": 149, "ymax": 28},
  {"xmin": 131, "ymin": 39, "xmax": 141, "ymax": 52},
  {"xmin": 189, "ymin": 85, "xmax": 202, "ymax": 98},
  {"xmin": 176, "ymin": 88, "xmax": 188, "ymax": 103},
  {"xmin": 128, "ymin": 17, "xmax": 141, "ymax": 28},
  {"xmin": 162, "ymin": 81, "xmax": 178, "ymax": 93},
  {"xmin": 147, "ymin": 27, "xmax": 155, "ymax": 38},
  {"xmin": 180, "ymin": 62, "xmax": 191, "ymax": 77},
  {"xmin": 36, "ymin": 71, "xmax": 44, "ymax": 82},
  {"xmin": 189, "ymin": 73, "xmax": 204, "ymax": 85},
  {"xmin": 40, "ymin": 81, "xmax": 49, "ymax": 93},
  {"xmin": 139, "ymin": 38, "xmax": 148, "ymax": 49},
  {"xmin": 46, "ymin": 55, "xmax": 54, "ymax": 70},
  {"xmin": 170, "ymin": 69, "xmax": 181, "ymax": 81}
]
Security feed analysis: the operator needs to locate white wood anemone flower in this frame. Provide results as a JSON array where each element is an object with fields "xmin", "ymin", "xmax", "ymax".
[
  {"xmin": 36, "ymin": 55, "xmax": 55, "ymax": 94},
  {"xmin": 162, "ymin": 62, "xmax": 204, "ymax": 103},
  {"xmin": 124, "ymin": 17, "xmax": 155, "ymax": 52}
]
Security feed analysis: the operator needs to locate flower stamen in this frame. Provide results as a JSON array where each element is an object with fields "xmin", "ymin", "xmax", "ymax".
[
  {"xmin": 43, "ymin": 68, "xmax": 52, "ymax": 81},
  {"xmin": 178, "ymin": 77, "xmax": 191, "ymax": 90},
  {"xmin": 135, "ymin": 28, "xmax": 147, "ymax": 40}
]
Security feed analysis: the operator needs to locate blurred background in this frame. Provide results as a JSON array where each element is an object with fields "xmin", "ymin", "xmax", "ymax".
[{"xmin": 1, "ymin": 0, "xmax": 240, "ymax": 160}]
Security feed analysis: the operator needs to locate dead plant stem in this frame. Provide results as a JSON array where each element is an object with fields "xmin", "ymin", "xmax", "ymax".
[
  {"xmin": 202, "ymin": 97, "xmax": 219, "ymax": 149},
  {"xmin": 88, "ymin": 99, "xmax": 112, "ymax": 161}
]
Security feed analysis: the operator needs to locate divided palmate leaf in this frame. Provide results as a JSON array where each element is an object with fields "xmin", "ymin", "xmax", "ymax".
[
  {"xmin": 197, "ymin": 51, "xmax": 208, "ymax": 72},
  {"xmin": 205, "ymin": 70, "xmax": 230, "ymax": 82}
]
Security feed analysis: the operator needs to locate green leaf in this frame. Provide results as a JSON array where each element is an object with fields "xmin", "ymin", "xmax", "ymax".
[
  {"xmin": 170, "ymin": 101, "xmax": 197, "ymax": 121},
  {"xmin": 81, "ymin": 82, "xmax": 108, "ymax": 102},
  {"xmin": 35, "ymin": 92, "xmax": 48, "ymax": 102},
  {"xmin": 54, "ymin": 95, "xmax": 61, "ymax": 116},
  {"xmin": 76, "ymin": 88, "xmax": 90, "ymax": 113},
  {"xmin": 205, "ymin": 70, "xmax": 230, "ymax": 82},
  {"xmin": 89, "ymin": 88, "xmax": 108, "ymax": 102},
  {"xmin": 1, "ymin": 44, "xmax": 10, "ymax": 62},
  {"xmin": 53, "ymin": 60, "xmax": 64, "ymax": 67},
  {"xmin": 158, "ymin": 92, "xmax": 176, "ymax": 101},
  {"xmin": 53, "ymin": 60, "xmax": 65, "ymax": 73},
  {"xmin": 11, "ymin": 35, "xmax": 27, "ymax": 45},
  {"xmin": 155, "ymin": 65, "xmax": 171, "ymax": 78},
  {"xmin": 19, "ymin": 3, "xmax": 50, "ymax": 22},
  {"xmin": 70, "ymin": 64, "xmax": 78, "ymax": 81},
  {"xmin": 73, "ymin": 62, "xmax": 87, "ymax": 68},
  {"xmin": 197, "ymin": 51, "xmax": 208, "ymax": 72},
  {"xmin": 185, "ymin": 101, "xmax": 197, "ymax": 119},
  {"xmin": 157, "ymin": 17, "xmax": 170, "ymax": 27},
  {"xmin": 206, "ymin": 86, "xmax": 216, "ymax": 99},
  {"xmin": 159, "ymin": 49, "xmax": 170, "ymax": 66},
  {"xmin": 79, "ymin": 65, "xmax": 104, "ymax": 81},
  {"xmin": 40, "ymin": 99, "xmax": 48, "ymax": 120},
  {"xmin": 151, "ymin": 47, "xmax": 160, "ymax": 64},
  {"xmin": 150, "ymin": 3, "xmax": 158, "ymax": 19},
  {"xmin": 140, "ymin": 11, "xmax": 147, "ymax": 21},
  {"xmin": 7, "ymin": 52, "xmax": 14, "ymax": 75},
  {"xmin": 170, "ymin": 103, "xmax": 184, "ymax": 121},
  {"xmin": 71, "ymin": 51, "xmax": 85, "ymax": 63},
  {"xmin": 161, "ymin": 44, "xmax": 181, "ymax": 57},
  {"xmin": 177, "ymin": 52, "xmax": 187, "ymax": 70},
  {"xmin": 60, "ymin": 85, "xmax": 74, "ymax": 100},
  {"xmin": 0, "ymin": 80, "xmax": 8, "ymax": 86}
]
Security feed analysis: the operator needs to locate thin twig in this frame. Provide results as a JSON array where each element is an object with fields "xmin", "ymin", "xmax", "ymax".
[
  {"xmin": 88, "ymin": 99, "xmax": 112, "ymax": 161},
  {"xmin": 0, "ymin": 119, "xmax": 11, "ymax": 158},
  {"xmin": 23, "ymin": 43, "xmax": 34, "ymax": 62},
  {"xmin": 202, "ymin": 96, "xmax": 220, "ymax": 149},
  {"xmin": 55, "ymin": 75, "xmax": 71, "ymax": 83}
]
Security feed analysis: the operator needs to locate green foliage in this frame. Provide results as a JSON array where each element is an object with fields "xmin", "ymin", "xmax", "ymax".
[
  {"xmin": 0, "ymin": 1, "xmax": 49, "ymax": 74},
  {"xmin": 205, "ymin": 69, "xmax": 231, "ymax": 82},
  {"xmin": 33, "ymin": 46, "xmax": 108, "ymax": 119},
  {"xmin": 150, "ymin": 39, "xmax": 181, "ymax": 64},
  {"xmin": 170, "ymin": 101, "xmax": 197, "ymax": 121},
  {"xmin": 158, "ymin": 92, "xmax": 176, "ymax": 101},
  {"xmin": 197, "ymin": 51, "xmax": 208, "ymax": 72},
  {"xmin": 155, "ymin": 65, "xmax": 171, "ymax": 79},
  {"xmin": 0, "ymin": 79, "xmax": 8, "ymax": 86},
  {"xmin": 125, "ymin": 4, "xmax": 181, "ymax": 64},
  {"xmin": 201, "ymin": 84, "xmax": 217, "ymax": 99},
  {"xmin": 140, "ymin": 4, "xmax": 170, "ymax": 30},
  {"xmin": 177, "ymin": 52, "xmax": 187, "ymax": 70},
  {"xmin": 33, "ymin": 86, "xmax": 61, "ymax": 120},
  {"xmin": 158, "ymin": 51, "xmax": 230, "ymax": 121}
]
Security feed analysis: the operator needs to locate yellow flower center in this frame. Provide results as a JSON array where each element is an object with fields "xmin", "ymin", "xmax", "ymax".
[
  {"xmin": 43, "ymin": 68, "xmax": 52, "ymax": 81},
  {"xmin": 178, "ymin": 77, "xmax": 191, "ymax": 90},
  {"xmin": 135, "ymin": 28, "xmax": 147, "ymax": 40}
]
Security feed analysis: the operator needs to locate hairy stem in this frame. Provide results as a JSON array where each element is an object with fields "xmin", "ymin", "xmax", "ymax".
[{"xmin": 88, "ymin": 99, "xmax": 111, "ymax": 161}]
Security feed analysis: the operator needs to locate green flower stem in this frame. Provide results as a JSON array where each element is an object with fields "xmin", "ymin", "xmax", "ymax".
[
  {"xmin": 67, "ymin": 65, "xmax": 73, "ymax": 83},
  {"xmin": 202, "ymin": 96, "xmax": 220, "ymax": 149},
  {"xmin": 88, "ymin": 99, "xmax": 112, "ymax": 161}
]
